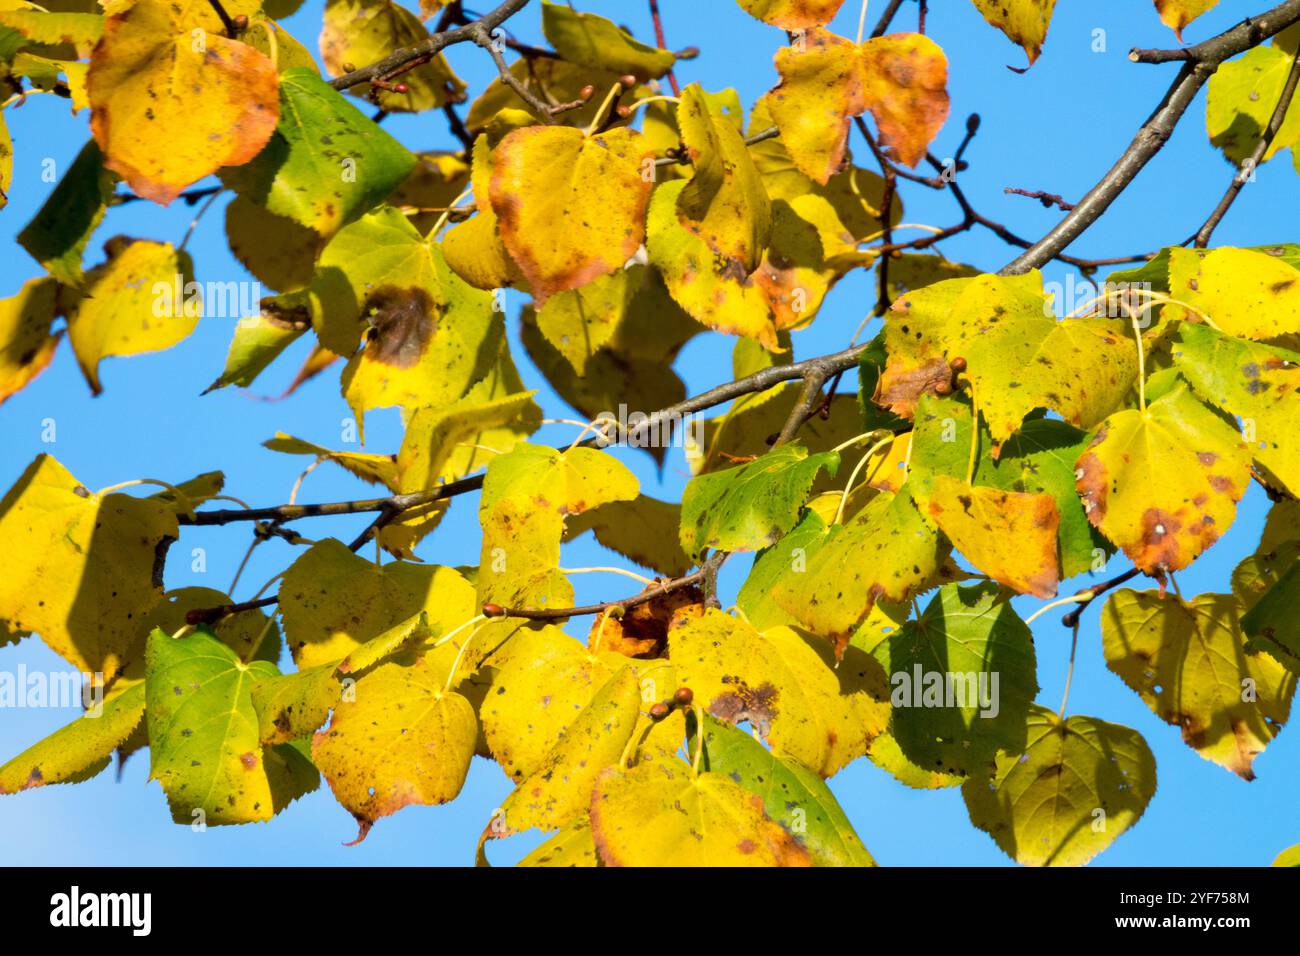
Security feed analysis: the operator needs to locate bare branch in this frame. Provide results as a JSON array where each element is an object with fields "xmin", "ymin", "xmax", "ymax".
[{"xmin": 1003, "ymin": 0, "xmax": 1300, "ymax": 275}]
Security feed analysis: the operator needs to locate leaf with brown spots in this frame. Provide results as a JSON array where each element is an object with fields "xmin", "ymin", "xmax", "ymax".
[
  {"xmin": 488, "ymin": 125, "xmax": 653, "ymax": 305},
  {"xmin": 919, "ymin": 475, "xmax": 1060, "ymax": 598},
  {"xmin": 312, "ymin": 655, "xmax": 476, "ymax": 835},
  {"xmin": 1166, "ymin": 247, "xmax": 1300, "ymax": 341},
  {"xmin": 770, "ymin": 488, "xmax": 951, "ymax": 651},
  {"xmin": 970, "ymin": 0, "xmax": 1057, "ymax": 65},
  {"xmin": 88, "ymin": 0, "xmax": 279, "ymax": 204},
  {"xmin": 319, "ymin": 0, "xmax": 464, "ymax": 112},
  {"xmin": 735, "ymin": 0, "xmax": 846, "ymax": 29},
  {"xmin": 587, "ymin": 585, "xmax": 704, "ymax": 659},
  {"xmin": 147, "ymin": 628, "xmax": 318, "ymax": 825},
  {"xmin": 670, "ymin": 609, "xmax": 890, "ymax": 777},
  {"xmin": 0, "ymin": 682, "xmax": 144, "ymax": 795},
  {"xmin": 0, "ymin": 277, "xmax": 61, "ymax": 405},
  {"xmin": 65, "ymin": 239, "xmax": 200, "ymax": 396},
  {"xmin": 1102, "ymin": 588, "xmax": 1294, "ymax": 780},
  {"xmin": 883, "ymin": 270, "xmax": 1138, "ymax": 443},
  {"xmin": 590, "ymin": 758, "xmax": 812, "ymax": 866},
  {"xmin": 1173, "ymin": 322, "xmax": 1300, "ymax": 497},
  {"xmin": 676, "ymin": 83, "xmax": 772, "ymax": 273},
  {"xmin": 1075, "ymin": 379, "xmax": 1251, "ymax": 574},
  {"xmin": 478, "ymin": 665, "xmax": 642, "ymax": 863},
  {"xmin": 760, "ymin": 28, "xmax": 949, "ymax": 183},
  {"xmin": 962, "ymin": 705, "xmax": 1156, "ymax": 866},
  {"xmin": 474, "ymin": 624, "xmax": 633, "ymax": 782}
]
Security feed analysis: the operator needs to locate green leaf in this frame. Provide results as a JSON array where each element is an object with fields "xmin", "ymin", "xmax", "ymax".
[
  {"xmin": 962, "ymin": 705, "xmax": 1156, "ymax": 867},
  {"xmin": 1101, "ymin": 589, "xmax": 1295, "ymax": 779},
  {"xmin": 222, "ymin": 68, "xmax": 417, "ymax": 239},
  {"xmin": 870, "ymin": 582, "xmax": 1039, "ymax": 776},
  {"xmin": 204, "ymin": 298, "xmax": 309, "ymax": 393},
  {"xmin": 0, "ymin": 682, "xmax": 144, "ymax": 793},
  {"xmin": 700, "ymin": 716, "xmax": 875, "ymax": 865},
  {"xmin": 146, "ymin": 627, "xmax": 318, "ymax": 824},
  {"xmin": 17, "ymin": 139, "xmax": 114, "ymax": 286},
  {"xmin": 1241, "ymin": 560, "xmax": 1300, "ymax": 668},
  {"xmin": 679, "ymin": 444, "xmax": 839, "ymax": 560}
]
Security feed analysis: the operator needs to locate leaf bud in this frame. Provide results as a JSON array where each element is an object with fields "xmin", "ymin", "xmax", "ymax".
[
  {"xmin": 649, "ymin": 701, "xmax": 671, "ymax": 721},
  {"xmin": 672, "ymin": 687, "xmax": 694, "ymax": 707}
]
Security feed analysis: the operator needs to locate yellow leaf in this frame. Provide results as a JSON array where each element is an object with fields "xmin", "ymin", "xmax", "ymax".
[
  {"xmin": 763, "ymin": 28, "xmax": 949, "ymax": 183},
  {"xmin": 1102, "ymin": 589, "xmax": 1294, "ymax": 779},
  {"xmin": 65, "ymin": 239, "xmax": 198, "ymax": 395},
  {"xmin": 87, "ymin": 0, "xmax": 279, "ymax": 204},
  {"xmin": 919, "ymin": 476, "xmax": 1060, "ymax": 598},
  {"xmin": 481, "ymin": 665, "xmax": 642, "ymax": 855},
  {"xmin": 1166, "ymin": 247, "xmax": 1300, "ymax": 341},
  {"xmin": 1155, "ymin": 0, "xmax": 1219, "ymax": 40},
  {"xmin": 278, "ymin": 539, "xmax": 476, "ymax": 667},
  {"xmin": 312, "ymin": 656, "xmax": 476, "ymax": 831},
  {"xmin": 970, "ymin": 0, "xmax": 1057, "ymax": 65},
  {"xmin": 676, "ymin": 83, "xmax": 772, "ymax": 272},
  {"xmin": 319, "ymin": 0, "xmax": 465, "ymax": 112},
  {"xmin": 488, "ymin": 125, "xmax": 653, "ymax": 304},
  {"xmin": 476, "ymin": 624, "xmax": 628, "ymax": 782},
  {"xmin": 735, "ymin": 0, "xmax": 846, "ymax": 30},
  {"xmin": 1076, "ymin": 380, "xmax": 1251, "ymax": 574},
  {"xmin": 0, "ymin": 277, "xmax": 61, "ymax": 404},
  {"xmin": 669, "ymin": 609, "xmax": 890, "ymax": 776},
  {"xmin": 590, "ymin": 760, "xmax": 812, "ymax": 866},
  {"xmin": 0, "ymin": 454, "xmax": 177, "ymax": 682}
]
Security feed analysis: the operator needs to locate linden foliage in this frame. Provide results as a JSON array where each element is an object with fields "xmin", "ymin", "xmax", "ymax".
[{"xmin": 0, "ymin": 0, "xmax": 1298, "ymax": 868}]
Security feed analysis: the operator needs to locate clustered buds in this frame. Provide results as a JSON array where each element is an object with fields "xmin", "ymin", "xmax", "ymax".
[{"xmin": 649, "ymin": 686, "xmax": 695, "ymax": 721}]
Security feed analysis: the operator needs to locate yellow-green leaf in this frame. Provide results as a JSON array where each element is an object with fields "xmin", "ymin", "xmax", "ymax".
[
  {"xmin": 962, "ymin": 705, "xmax": 1156, "ymax": 866},
  {"xmin": 1101, "ymin": 588, "xmax": 1295, "ymax": 779}
]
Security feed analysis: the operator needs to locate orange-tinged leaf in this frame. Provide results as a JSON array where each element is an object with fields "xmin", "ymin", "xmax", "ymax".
[
  {"xmin": 735, "ymin": 0, "xmax": 847, "ymax": 30},
  {"xmin": 970, "ymin": 0, "xmax": 1057, "ymax": 65},
  {"xmin": 920, "ymin": 475, "xmax": 1060, "ymax": 598},
  {"xmin": 1155, "ymin": 0, "xmax": 1219, "ymax": 40},
  {"xmin": 88, "ymin": 0, "xmax": 279, "ymax": 204},
  {"xmin": 763, "ymin": 28, "xmax": 949, "ymax": 183},
  {"xmin": 1076, "ymin": 380, "xmax": 1251, "ymax": 574},
  {"xmin": 488, "ymin": 126, "xmax": 654, "ymax": 304}
]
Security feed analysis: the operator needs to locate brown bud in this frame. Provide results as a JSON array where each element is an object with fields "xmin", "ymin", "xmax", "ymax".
[
  {"xmin": 231, "ymin": 13, "xmax": 248, "ymax": 30},
  {"xmin": 649, "ymin": 702, "xmax": 671, "ymax": 721},
  {"xmin": 185, "ymin": 608, "xmax": 205, "ymax": 626},
  {"xmin": 675, "ymin": 46, "xmax": 700, "ymax": 60},
  {"xmin": 579, "ymin": 84, "xmax": 596, "ymax": 100},
  {"xmin": 949, "ymin": 356, "xmax": 968, "ymax": 373},
  {"xmin": 393, "ymin": 83, "xmax": 409, "ymax": 94},
  {"xmin": 482, "ymin": 602, "xmax": 506, "ymax": 618},
  {"xmin": 933, "ymin": 380, "xmax": 953, "ymax": 396},
  {"xmin": 672, "ymin": 687, "xmax": 694, "ymax": 707},
  {"xmin": 619, "ymin": 74, "xmax": 638, "ymax": 88},
  {"xmin": 615, "ymin": 105, "xmax": 632, "ymax": 117}
]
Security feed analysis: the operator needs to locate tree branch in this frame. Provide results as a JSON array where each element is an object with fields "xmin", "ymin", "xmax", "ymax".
[
  {"xmin": 1002, "ymin": 0, "xmax": 1300, "ymax": 275},
  {"xmin": 329, "ymin": 0, "xmax": 532, "ymax": 92},
  {"xmin": 495, "ymin": 557, "xmax": 720, "ymax": 620}
]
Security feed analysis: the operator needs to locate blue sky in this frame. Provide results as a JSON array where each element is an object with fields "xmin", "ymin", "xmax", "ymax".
[{"xmin": 1, "ymin": 0, "xmax": 1297, "ymax": 866}]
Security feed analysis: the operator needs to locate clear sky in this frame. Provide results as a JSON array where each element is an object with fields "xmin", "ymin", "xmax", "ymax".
[{"xmin": 1, "ymin": 0, "xmax": 1296, "ymax": 867}]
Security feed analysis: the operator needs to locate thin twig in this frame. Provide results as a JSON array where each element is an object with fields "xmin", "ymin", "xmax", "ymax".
[{"xmin": 1004, "ymin": 0, "xmax": 1300, "ymax": 274}]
